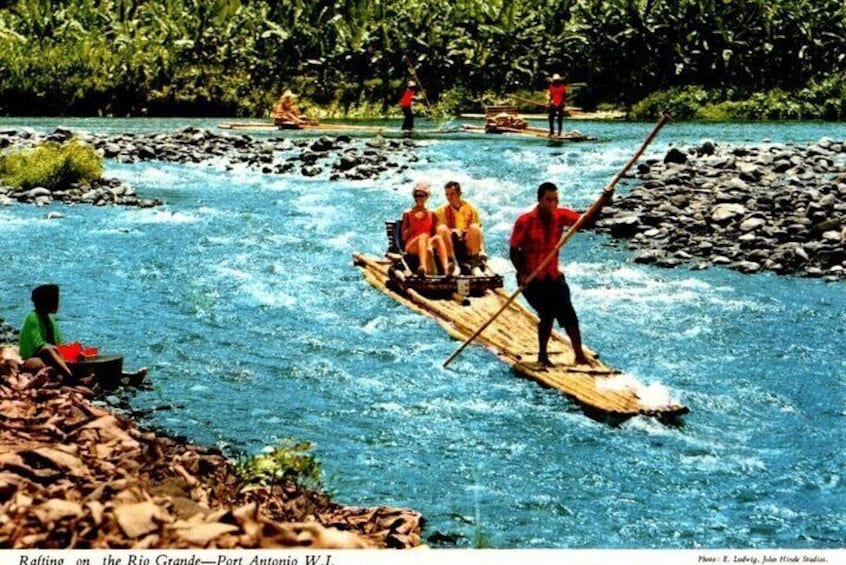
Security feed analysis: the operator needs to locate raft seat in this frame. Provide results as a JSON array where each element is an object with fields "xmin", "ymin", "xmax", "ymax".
[{"xmin": 385, "ymin": 220, "xmax": 402, "ymax": 255}]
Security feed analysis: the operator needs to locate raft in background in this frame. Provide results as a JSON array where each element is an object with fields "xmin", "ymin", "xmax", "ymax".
[
  {"xmin": 217, "ymin": 121, "xmax": 388, "ymax": 134},
  {"xmin": 217, "ymin": 121, "xmax": 282, "ymax": 131},
  {"xmin": 353, "ymin": 252, "xmax": 689, "ymax": 424},
  {"xmin": 459, "ymin": 124, "xmax": 596, "ymax": 142}
]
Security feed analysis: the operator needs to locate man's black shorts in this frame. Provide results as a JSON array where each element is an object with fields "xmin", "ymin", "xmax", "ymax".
[
  {"xmin": 450, "ymin": 230, "xmax": 468, "ymax": 260},
  {"xmin": 523, "ymin": 275, "xmax": 579, "ymax": 327}
]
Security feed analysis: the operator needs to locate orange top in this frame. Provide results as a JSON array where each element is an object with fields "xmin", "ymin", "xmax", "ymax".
[{"xmin": 402, "ymin": 209, "xmax": 436, "ymax": 246}]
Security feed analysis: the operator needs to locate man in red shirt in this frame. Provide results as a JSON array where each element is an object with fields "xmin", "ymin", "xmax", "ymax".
[
  {"xmin": 399, "ymin": 81, "xmax": 419, "ymax": 132},
  {"xmin": 509, "ymin": 182, "xmax": 612, "ymax": 367},
  {"xmin": 547, "ymin": 73, "xmax": 568, "ymax": 137}
]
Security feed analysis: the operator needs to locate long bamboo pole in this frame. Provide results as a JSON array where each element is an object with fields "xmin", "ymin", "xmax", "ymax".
[
  {"xmin": 402, "ymin": 51, "xmax": 435, "ymax": 115},
  {"xmin": 443, "ymin": 114, "xmax": 670, "ymax": 368},
  {"xmin": 512, "ymin": 94, "xmax": 548, "ymax": 108}
]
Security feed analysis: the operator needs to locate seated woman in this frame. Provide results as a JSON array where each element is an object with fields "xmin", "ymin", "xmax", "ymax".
[
  {"xmin": 19, "ymin": 284, "xmax": 146, "ymax": 387},
  {"xmin": 401, "ymin": 182, "xmax": 451, "ymax": 277},
  {"xmin": 272, "ymin": 90, "xmax": 309, "ymax": 127}
]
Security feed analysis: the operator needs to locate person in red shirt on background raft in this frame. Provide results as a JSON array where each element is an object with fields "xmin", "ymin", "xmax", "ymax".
[
  {"xmin": 509, "ymin": 182, "xmax": 613, "ymax": 367},
  {"xmin": 547, "ymin": 73, "xmax": 568, "ymax": 137},
  {"xmin": 399, "ymin": 81, "xmax": 419, "ymax": 133}
]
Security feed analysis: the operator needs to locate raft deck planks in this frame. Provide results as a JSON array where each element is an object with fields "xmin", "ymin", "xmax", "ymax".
[{"xmin": 353, "ymin": 252, "xmax": 688, "ymax": 422}]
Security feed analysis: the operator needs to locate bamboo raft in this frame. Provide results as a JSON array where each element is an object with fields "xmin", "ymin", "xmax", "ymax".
[
  {"xmin": 459, "ymin": 124, "xmax": 595, "ymax": 142},
  {"xmin": 460, "ymin": 108, "xmax": 626, "ymax": 121},
  {"xmin": 217, "ymin": 121, "xmax": 281, "ymax": 131},
  {"xmin": 217, "ymin": 121, "xmax": 387, "ymax": 134},
  {"xmin": 353, "ymin": 252, "xmax": 689, "ymax": 423}
]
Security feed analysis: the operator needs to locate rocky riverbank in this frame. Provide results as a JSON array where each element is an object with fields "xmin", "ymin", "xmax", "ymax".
[
  {"xmin": 0, "ymin": 346, "xmax": 424, "ymax": 549},
  {"xmin": 0, "ymin": 126, "xmax": 420, "ymax": 208},
  {"xmin": 596, "ymin": 137, "xmax": 846, "ymax": 280}
]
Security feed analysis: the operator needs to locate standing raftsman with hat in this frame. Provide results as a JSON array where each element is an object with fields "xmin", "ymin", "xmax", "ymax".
[
  {"xmin": 399, "ymin": 81, "xmax": 419, "ymax": 133},
  {"xmin": 547, "ymin": 73, "xmax": 568, "ymax": 137}
]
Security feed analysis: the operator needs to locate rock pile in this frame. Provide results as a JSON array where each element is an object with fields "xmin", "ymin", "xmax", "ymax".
[
  {"xmin": 0, "ymin": 128, "xmax": 161, "ymax": 208},
  {"xmin": 0, "ymin": 318, "xmax": 16, "ymax": 345},
  {"xmin": 0, "ymin": 346, "xmax": 423, "ymax": 549},
  {"xmin": 596, "ymin": 137, "xmax": 846, "ymax": 280},
  {"xmin": 1, "ymin": 126, "xmax": 421, "ymax": 209},
  {"xmin": 85, "ymin": 128, "xmax": 418, "ymax": 182}
]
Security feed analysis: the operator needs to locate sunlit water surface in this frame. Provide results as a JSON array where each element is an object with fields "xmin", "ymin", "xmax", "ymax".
[{"xmin": 1, "ymin": 117, "xmax": 844, "ymax": 548}]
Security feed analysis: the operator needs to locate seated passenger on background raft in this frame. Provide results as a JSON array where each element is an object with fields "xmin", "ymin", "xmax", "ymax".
[
  {"xmin": 272, "ymin": 90, "xmax": 309, "ymax": 126},
  {"xmin": 401, "ymin": 181, "xmax": 451, "ymax": 277},
  {"xmin": 435, "ymin": 181, "xmax": 486, "ymax": 277},
  {"xmin": 19, "ymin": 284, "xmax": 147, "ymax": 387}
]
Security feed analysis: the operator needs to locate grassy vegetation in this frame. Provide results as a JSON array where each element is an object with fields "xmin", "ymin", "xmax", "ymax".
[
  {"xmin": 235, "ymin": 440, "xmax": 323, "ymax": 491},
  {"xmin": 0, "ymin": 140, "xmax": 103, "ymax": 190}
]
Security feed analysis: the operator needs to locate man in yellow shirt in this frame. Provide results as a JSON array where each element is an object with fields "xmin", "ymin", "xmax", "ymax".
[{"xmin": 435, "ymin": 181, "xmax": 485, "ymax": 276}]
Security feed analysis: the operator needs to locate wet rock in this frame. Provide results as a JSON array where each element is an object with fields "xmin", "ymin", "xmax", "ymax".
[
  {"xmin": 711, "ymin": 203, "xmax": 746, "ymax": 223},
  {"xmin": 664, "ymin": 147, "xmax": 687, "ymax": 164},
  {"xmin": 595, "ymin": 138, "xmax": 846, "ymax": 280}
]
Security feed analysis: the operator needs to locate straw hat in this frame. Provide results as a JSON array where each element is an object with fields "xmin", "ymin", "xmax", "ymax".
[
  {"xmin": 281, "ymin": 89, "xmax": 297, "ymax": 99},
  {"xmin": 407, "ymin": 81, "xmax": 417, "ymax": 89},
  {"xmin": 550, "ymin": 73, "xmax": 563, "ymax": 82}
]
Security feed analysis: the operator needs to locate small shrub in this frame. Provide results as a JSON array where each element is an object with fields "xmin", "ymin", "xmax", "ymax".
[
  {"xmin": 0, "ymin": 139, "xmax": 103, "ymax": 191},
  {"xmin": 630, "ymin": 86, "xmax": 714, "ymax": 120},
  {"xmin": 235, "ymin": 439, "xmax": 323, "ymax": 490}
]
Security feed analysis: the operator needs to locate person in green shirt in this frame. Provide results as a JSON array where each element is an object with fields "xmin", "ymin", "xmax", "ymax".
[
  {"xmin": 19, "ymin": 283, "xmax": 74, "ymax": 381},
  {"xmin": 19, "ymin": 284, "xmax": 147, "ymax": 387}
]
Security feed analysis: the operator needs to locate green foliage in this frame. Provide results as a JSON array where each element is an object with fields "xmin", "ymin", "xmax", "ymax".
[
  {"xmin": 631, "ymin": 72, "xmax": 846, "ymax": 121},
  {"xmin": 235, "ymin": 439, "xmax": 323, "ymax": 490},
  {"xmin": 0, "ymin": 139, "xmax": 103, "ymax": 190},
  {"xmin": 0, "ymin": 0, "xmax": 844, "ymax": 119},
  {"xmin": 432, "ymin": 86, "xmax": 478, "ymax": 116},
  {"xmin": 630, "ymin": 86, "xmax": 715, "ymax": 121}
]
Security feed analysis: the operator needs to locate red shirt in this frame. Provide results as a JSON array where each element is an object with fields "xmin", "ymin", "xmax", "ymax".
[
  {"xmin": 399, "ymin": 89, "xmax": 415, "ymax": 108},
  {"xmin": 510, "ymin": 206, "xmax": 581, "ymax": 279},
  {"xmin": 548, "ymin": 83, "xmax": 567, "ymax": 107}
]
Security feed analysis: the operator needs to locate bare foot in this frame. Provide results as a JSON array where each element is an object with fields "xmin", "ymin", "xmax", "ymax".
[{"xmin": 573, "ymin": 355, "xmax": 591, "ymax": 366}]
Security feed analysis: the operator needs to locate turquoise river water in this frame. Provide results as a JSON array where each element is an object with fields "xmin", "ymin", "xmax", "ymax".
[{"xmin": 0, "ymin": 117, "xmax": 844, "ymax": 549}]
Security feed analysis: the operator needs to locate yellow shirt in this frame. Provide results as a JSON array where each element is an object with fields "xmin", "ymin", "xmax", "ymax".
[{"xmin": 435, "ymin": 201, "xmax": 481, "ymax": 232}]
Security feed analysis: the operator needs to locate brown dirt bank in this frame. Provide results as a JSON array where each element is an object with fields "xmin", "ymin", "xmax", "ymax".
[{"xmin": 0, "ymin": 347, "xmax": 423, "ymax": 549}]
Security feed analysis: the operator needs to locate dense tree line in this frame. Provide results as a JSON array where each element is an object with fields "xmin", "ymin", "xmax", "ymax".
[{"xmin": 0, "ymin": 0, "xmax": 844, "ymax": 118}]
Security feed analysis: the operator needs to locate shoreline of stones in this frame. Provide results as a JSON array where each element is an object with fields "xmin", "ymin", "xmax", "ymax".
[
  {"xmin": 595, "ymin": 137, "xmax": 846, "ymax": 281},
  {"xmin": 0, "ymin": 126, "xmax": 420, "ymax": 208}
]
